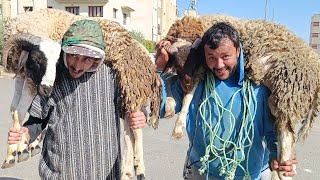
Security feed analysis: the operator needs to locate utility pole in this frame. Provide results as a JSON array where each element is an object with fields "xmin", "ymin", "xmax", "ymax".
[
  {"xmin": 191, "ymin": 0, "xmax": 196, "ymax": 10},
  {"xmin": 264, "ymin": 0, "xmax": 267, "ymax": 19}
]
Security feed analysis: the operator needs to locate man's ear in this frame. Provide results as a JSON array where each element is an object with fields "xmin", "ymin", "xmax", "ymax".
[{"xmin": 236, "ymin": 47, "xmax": 240, "ymax": 59}]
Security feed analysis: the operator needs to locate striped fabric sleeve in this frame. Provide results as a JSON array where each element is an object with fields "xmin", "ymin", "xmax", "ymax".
[{"xmin": 23, "ymin": 115, "xmax": 49, "ymax": 143}]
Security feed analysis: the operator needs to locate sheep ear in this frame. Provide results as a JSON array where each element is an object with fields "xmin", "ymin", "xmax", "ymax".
[
  {"xmin": 15, "ymin": 50, "xmax": 29, "ymax": 75},
  {"xmin": 191, "ymin": 38, "xmax": 202, "ymax": 49}
]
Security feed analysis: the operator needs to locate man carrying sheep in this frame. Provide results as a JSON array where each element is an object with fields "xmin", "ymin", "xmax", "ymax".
[
  {"xmin": 6, "ymin": 20, "xmax": 146, "ymax": 179},
  {"xmin": 156, "ymin": 22, "xmax": 298, "ymax": 179}
]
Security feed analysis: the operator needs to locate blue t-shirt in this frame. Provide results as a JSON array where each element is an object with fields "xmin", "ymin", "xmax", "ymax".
[{"xmin": 160, "ymin": 74, "xmax": 277, "ymax": 179}]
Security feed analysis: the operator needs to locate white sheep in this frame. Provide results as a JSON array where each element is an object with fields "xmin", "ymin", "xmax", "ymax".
[
  {"xmin": 162, "ymin": 15, "xmax": 320, "ymax": 180},
  {"xmin": 1, "ymin": 8, "xmax": 162, "ymax": 180},
  {"xmin": 1, "ymin": 33, "xmax": 62, "ymax": 168}
]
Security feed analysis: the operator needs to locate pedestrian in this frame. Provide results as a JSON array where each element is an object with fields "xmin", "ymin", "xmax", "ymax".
[
  {"xmin": 7, "ymin": 19, "xmax": 146, "ymax": 179},
  {"xmin": 156, "ymin": 22, "xmax": 298, "ymax": 179}
]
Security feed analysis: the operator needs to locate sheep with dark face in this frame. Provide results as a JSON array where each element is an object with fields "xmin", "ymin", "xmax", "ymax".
[
  {"xmin": 158, "ymin": 38, "xmax": 205, "ymax": 139},
  {"xmin": 157, "ymin": 16, "xmax": 205, "ymax": 139},
  {"xmin": 1, "ymin": 33, "xmax": 61, "ymax": 169},
  {"xmin": 1, "ymin": 9, "xmax": 163, "ymax": 180}
]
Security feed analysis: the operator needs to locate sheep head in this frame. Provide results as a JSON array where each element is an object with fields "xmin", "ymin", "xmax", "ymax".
[
  {"xmin": 162, "ymin": 16, "xmax": 206, "ymax": 93},
  {"xmin": 2, "ymin": 33, "xmax": 61, "ymax": 96},
  {"xmin": 160, "ymin": 38, "xmax": 203, "ymax": 93}
]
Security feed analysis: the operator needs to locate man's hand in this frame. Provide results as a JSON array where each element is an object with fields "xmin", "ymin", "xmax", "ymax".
[
  {"xmin": 270, "ymin": 152, "xmax": 298, "ymax": 177},
  {"xmin": 129, "ymin": 111, "xmax": 146, "ymax": 129},
  {"xmin": 7, "ymin": 127, "xmax": 30, "ymax": 144},
  {"xmin": 155, "ymin": 40, "xmax": 171, "ymax": 71}
]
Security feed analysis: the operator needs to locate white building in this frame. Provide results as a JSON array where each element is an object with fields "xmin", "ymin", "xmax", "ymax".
[
  {"xmin": 2, "ymin": 0, "xmax": 177, "ymax": 41},
  {"xmin": 310, "ymin": 14, "xmax": 320, "ymax": 55}
]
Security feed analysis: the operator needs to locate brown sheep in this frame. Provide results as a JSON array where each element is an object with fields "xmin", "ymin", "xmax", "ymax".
[{"xmin": 161, "ymin": 15, "xmax": 320, "ymax": 180}]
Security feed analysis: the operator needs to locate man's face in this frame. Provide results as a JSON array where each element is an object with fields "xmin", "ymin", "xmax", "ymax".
[
  {"xmin": 204, "ymin": 37, "xmax": 240, "ymax": 80},
  {"xmin": 66, "ymin": 53, "xmax": 100, "ymax": 79}
]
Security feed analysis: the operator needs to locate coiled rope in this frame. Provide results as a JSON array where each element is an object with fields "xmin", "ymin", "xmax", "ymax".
[{"xmin": 198, "ymin": 71, "xmax": 257, "ymax": 180}]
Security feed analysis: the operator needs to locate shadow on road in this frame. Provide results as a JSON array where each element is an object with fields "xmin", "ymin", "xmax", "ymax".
[{"xmin": 0, "ymin": 177, "xmax": 22, "ymax": 180}]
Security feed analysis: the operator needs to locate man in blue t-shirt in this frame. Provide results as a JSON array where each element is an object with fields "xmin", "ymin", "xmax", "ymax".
[{"xmin": 156, "ymin": 22, "xmax": 298, "ymax": 179}]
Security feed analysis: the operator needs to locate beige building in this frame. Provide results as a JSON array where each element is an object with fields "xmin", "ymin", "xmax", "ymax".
[
  {"xmin": 0, "ymin": 0, "xmax": 177, "ymax": 41},
  {"xmin": 0, "ymin": 0, "xmax": 11, "ymax": 18},
  {"xmin": 310, "ymin": 14, "xmax": 320, "ymax": 55},
  {"xmin": 131, "ymin": 0, "xmax": 177, "ymax": 41}
]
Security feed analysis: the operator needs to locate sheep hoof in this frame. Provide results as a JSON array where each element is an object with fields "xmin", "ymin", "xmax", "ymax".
[
  {"xmin": 172, "ymin": 126, "xmax": 184, "ymax": 139},
  {"xmin": 1, "ymin": 159, "xmax": 15, "ymax": 169},
  {"xmin": 137, "ymin": 174, "xmax": 146, "ymax": 180},
  {"xmin": 30, "ymin": 145, "xmax": 41, "ymax": 157},
  {"xmin": 271, "ymin": 170, "xmax": 281, "ymax": 180},
  {"xmin": 17, "ymin": 149, "xmax": 29, "ymax": 163},
  {"xmin": 121, "ymin": 173, "xmax": 132, "ymax": 180},
  {"xmin": 164, "ymin": 97, "xmax": 176, "ymax": 119}
]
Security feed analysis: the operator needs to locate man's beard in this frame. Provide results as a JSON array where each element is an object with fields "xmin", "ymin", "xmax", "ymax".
[{"xmin": 211, "ymin": 61, "xmax": 238, "ymax": 80}]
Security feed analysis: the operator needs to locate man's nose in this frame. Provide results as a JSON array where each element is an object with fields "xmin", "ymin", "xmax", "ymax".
[
  {"xmin": 73, "ymin": 60, "xmax": 83, "ymax": 71},
  {"xmin": 214, "ymin": 58, "xmax": 224, "ymax": 68}
]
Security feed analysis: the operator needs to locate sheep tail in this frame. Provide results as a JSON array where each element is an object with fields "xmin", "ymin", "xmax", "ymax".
[{"xmin": 297, "ymin": 87, "xmax": 320, "ymax": 142}]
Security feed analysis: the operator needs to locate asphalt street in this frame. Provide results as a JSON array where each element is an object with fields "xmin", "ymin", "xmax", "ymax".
[{"xmin": 0, "ymin": 77, "xmax": 319, "ymax": 180}]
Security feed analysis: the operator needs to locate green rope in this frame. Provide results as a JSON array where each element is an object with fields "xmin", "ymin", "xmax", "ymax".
[{"xmin": 198, "ymin": 72, "xmax": 257, "ymax": 180}]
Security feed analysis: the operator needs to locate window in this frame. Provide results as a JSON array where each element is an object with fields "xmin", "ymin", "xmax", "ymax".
[
  {"xmin": 312, "ymin": 33, "xmax": 319, "ymax": 38},
  {"xmin": 312, "ymin": 44, "xmax": 318, "ymax": 49},
  {"xmin": 313, "ymin": 22, "xmax": 319, "ymax": 27},
  {"xmin": 0, "ymin": 5, "xmax": 2, "ymax": 15},
  {"xmin": 113, "ymin": 8, "xmax": 117, "ymax": 18},
  {"xmin": 47, "ymin": 6, "xmax": 53, "ymax": 9},
  {"xmin": 24, "ymin": 6, "xmax": 33, "ymax": 12},
  {"xmin": 89, "ymin": 6, "xmax": 103, "ymax": 17},
  {"xmin": 123, "ymin": 13, "xmax": 127, "ymax": 25},
  {"xmin": 65, "ymin": 6, "xmax": 79, "ymax": 15}
]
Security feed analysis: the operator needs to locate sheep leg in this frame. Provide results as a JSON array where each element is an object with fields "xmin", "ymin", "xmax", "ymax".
[
  {"xmin": 121, "ymin": 116, "xmax": 135, "ymax": 180},
  {"xmin": 29, "ymin": 129, "xmax": 46, "ymax": 157},
  {"xmin": 164, "ymin": 75, "xmax": 178, "ymax": 118},
  {"xmin": 1, "ymin": 75, "xmax": 25, "ymax": 169},
  {"xmin": 271, "ymin": 129, "xmax": 294, "ymax": 180},
  {"xmin": 172, "ymin": 80, "xmax": 199, "ymax": 139},
  {"xmin": 16, "ymin": 78, "xmax": 37, "ymax": 163},
  {"xmin": 133, "ymin": 128, "xmax": 145, "ymax": 180},
  {"xmin": 1, "ymin": 111, "xmax": 20, "ymax": 169}
]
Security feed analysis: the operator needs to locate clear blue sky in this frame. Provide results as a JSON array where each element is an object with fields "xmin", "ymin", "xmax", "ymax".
[{"xmin": 177, "ymin": 0, "xmax": 320, "ymax": 43}]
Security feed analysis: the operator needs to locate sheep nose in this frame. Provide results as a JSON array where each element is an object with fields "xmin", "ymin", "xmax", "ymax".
[{"xmin": 38, "ymin": 85, "xmax": 53, "ymax": 96}]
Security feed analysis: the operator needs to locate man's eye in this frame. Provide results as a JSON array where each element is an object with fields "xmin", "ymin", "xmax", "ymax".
[
  {"xmin": 85, "ymin": 58, "xmax": 93, "ymax": 61},
  {"xmin": 222, "ymin": 56, "xmax": 229, "ymax": 60},
  {"xmin": 208, "ymin": 57, "xmax": 215, "ymax": 61}
]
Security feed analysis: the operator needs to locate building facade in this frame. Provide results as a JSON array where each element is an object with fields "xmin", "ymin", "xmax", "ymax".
[
  {"xmin": 0, "ymin": 0, "xmax": 177, "ymax": 41},
  {"xmin": 310, "ymin": 14, "xmax": 320, "ymax": 55},
  {"xmin": 0, "ymin": 0, "xmax": 12, "ymax": 18},
  {"xmin": 131, "ymin": 0, "xmax": 177, "ymax": 41}
]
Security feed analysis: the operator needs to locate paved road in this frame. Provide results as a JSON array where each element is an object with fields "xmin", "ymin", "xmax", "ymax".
[{"xmin": 0, "ymin": 77, "xmax": 319, "ymax": 179}]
